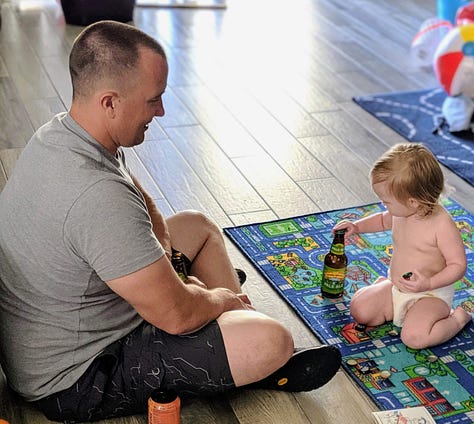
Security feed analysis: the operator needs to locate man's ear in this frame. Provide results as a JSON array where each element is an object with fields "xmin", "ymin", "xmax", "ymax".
[{"xmin": 100, "ymin": 92, "xmax": 117, "ymax": 118}]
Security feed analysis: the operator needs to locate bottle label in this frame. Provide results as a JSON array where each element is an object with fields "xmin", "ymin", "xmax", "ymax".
[
  {"xmin": 176, "ymin": 271, "xmax": 187, "ymax": 281},
  {"xmin": 330, "ymin": 243, "xmax": 344, "ymax": 256},
  {"xmin": 321, "ymin": 265, "xmax": 346, "ymax": 294}
]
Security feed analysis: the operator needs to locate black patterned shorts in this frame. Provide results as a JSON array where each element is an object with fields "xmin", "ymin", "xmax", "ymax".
[{"xmin": 34, "ymin": 320, "xmax": 234, "ymax": 423}]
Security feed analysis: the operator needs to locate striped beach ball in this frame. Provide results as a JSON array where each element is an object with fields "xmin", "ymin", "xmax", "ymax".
[
  {"xmin": 434, "ymin": 24, "xmax": 474, "ymax": 98},
  {"xmin": 456, "ymin": 2, "xmax": 474, "ymax": 26},
  {"xmin": 411, "ymin": 18, "xmax": 452, "ymax": 66}
]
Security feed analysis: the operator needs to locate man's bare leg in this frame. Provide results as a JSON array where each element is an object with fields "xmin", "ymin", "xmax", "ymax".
[
  {"xmin": 217, "ymin": 310, "xmax": 341, "ymax": 391},
  {"xmin": 168, "ymin": 211, "xmax": 342, "ymax": 392},
  {"xmin": 166, "ymin": 210, "xmax": 241, "ymax": 293},
  {"xmin": 217, "ymin": 310, "xmax": 294, "ymax": 385}
]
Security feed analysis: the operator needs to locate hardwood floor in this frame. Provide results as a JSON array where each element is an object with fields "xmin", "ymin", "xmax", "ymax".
[{"xmin": 0, "ymin": 0, "xmax": 472, "ymax": 423}]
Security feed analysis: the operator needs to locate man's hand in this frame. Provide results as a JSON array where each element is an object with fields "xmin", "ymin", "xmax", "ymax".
[
  {"xmin": 223, "ymin": 289, "xmax": 254, "ymax": 311},
  {"xmin": 236, "ymin": 292, "xmax": 253, "ymax": 308},
  {"xmin": 185, "ymin": 275, "xmax": 207, "ymax": 289},
  {"xmin": 185, "ymin": 276, "xmax": 253, "ymax": 309},
  {"xmin": 185, "ymin": 285, "xmax": 254, "ymax": 313}
]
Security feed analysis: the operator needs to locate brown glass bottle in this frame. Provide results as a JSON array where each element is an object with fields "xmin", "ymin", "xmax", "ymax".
[
  {"xmin": 321, "ymin": 229, "xmax": 347, "ymax": 298},
  {"xmin": 148, "ymin": 389, "xmax": 181, "ymax": 424},
  {"xmin": 171, "ymin": 251, "xmax": 188, "ymax": 281}
]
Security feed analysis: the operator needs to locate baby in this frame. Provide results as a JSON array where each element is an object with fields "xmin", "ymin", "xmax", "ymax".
[{"xmin": 334, "ymin": 143, "xmax": 470, "ymax": 349}]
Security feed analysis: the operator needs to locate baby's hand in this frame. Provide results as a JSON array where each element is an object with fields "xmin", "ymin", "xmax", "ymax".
[
  {"xmin": 332, "ymin": 220, "xmax": 357, "ymax": 237},
  {"xmin": 397, "ymin": 270, "xmax": 431, "ymax": 293}
]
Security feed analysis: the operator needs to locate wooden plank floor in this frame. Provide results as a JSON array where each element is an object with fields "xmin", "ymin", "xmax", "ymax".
[{"xmin": 1, "ymin": 0, "xmax": 473, "ymax": 423}]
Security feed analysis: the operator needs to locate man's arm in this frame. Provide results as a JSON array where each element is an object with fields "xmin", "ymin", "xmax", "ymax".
[
  {"xmin": 132, "ymin": 176, "xmax": 171, "ymax": 258},
  {"xmin": 106, "ymin": 255, "xmax": 254, "ymax": 335}
]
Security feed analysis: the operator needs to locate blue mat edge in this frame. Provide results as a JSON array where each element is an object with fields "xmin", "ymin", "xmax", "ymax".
[
  {"xmin": 351, "ymin": 87, "xmax": 474, "ymax": 188},
  {"xmin": 352, "ymin": 87, "xmax": 436, "ymax": 134},
  {"xmin": 351, "ymin": 88, "xmax": 434, "ymax": 141}
]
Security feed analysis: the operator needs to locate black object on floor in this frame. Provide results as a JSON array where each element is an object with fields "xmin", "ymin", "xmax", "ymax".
[{"xmin": 60, "ymin": 0, "xmax": 136, "ymax": 26}]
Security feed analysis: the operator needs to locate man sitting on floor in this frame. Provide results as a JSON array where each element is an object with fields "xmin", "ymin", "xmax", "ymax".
[{"xmin": 0, "ymin": 20, "xmax": 341, "ymax": 422}]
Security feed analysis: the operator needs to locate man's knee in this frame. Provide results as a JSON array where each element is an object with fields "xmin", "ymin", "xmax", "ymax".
[
  {"xmin": 177, "ymin": 210, "xmax": 220, "ymax": 236},
  {"xmin": 220, "ymin": 311, "xmax": 293, "ymax": 351},
  {"xmin": 247, "ymin": 319, "xmax": 295, "ymax": 382},
  {"xmin": 218, "ymin": 312, "xmax": 294, "ymax": 385},
  {"xmin": 259, "ymin": 318, "xmax": 294, "ymax": 360}
]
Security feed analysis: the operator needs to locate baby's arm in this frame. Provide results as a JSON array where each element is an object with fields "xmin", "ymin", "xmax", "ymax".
[
  {"xmin": 428, "ymin": 216, "xmax": 466, "ymax": 289},
  {"xmin": 333, "ymin": 211, "xmax": 392, "ymax": 237}
]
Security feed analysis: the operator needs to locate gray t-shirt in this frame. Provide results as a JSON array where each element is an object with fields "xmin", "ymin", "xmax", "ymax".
[{"xmin": 0, "ymin": 113, "xmax": 165, "ymax": 400}]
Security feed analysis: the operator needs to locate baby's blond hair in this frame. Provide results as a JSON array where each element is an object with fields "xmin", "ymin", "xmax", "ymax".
[{"xmin": 370, "ymin": 143, "xmax": 444, "ymax": 216}]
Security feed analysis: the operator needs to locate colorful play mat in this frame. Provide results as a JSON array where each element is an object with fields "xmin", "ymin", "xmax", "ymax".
[{"xmin": 224, "ymin": 198, "xmax": 474, "ymax": 423}]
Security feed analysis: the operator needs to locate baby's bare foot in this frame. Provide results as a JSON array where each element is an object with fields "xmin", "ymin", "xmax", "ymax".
[{"xmin": 451, "ymin": 306, "xmax": 472, "ymax": 328}]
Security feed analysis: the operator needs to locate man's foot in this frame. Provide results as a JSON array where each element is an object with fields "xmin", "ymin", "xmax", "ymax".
[
  {"xmin": 246, "ymin": 345, "xmax": 341, "ymax": 392},
  {"xmin": 235, "ymin": 268, "xmax": 247, "ymax": 285}
]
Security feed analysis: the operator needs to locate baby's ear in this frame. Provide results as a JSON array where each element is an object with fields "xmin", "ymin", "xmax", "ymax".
[{"xmin": 407, "ymin": 197, "xmax": 419, "ymax": 210}]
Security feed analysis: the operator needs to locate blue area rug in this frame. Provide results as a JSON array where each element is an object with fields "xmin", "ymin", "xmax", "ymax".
[
  {"xmin": 353, "ymin": 88, "xmax": 474, "ymax": 187},
  {"xmin": 224, "ymin": 198, "xmax": 474, "ymax": 423}
]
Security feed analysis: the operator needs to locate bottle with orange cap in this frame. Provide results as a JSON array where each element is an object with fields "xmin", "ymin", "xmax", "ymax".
[{"xmin": 148, "ymin": 389, "xmax": 181, "ymax": 424}]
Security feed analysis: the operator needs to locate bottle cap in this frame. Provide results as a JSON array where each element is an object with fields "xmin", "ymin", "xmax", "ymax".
[
  {"xmin": 335, "ymin": 229, "xmax": 346, "ymax": 235},
  {"xmin": 150, "ymin": 389, "xmax": 178, "ymax": 403}
]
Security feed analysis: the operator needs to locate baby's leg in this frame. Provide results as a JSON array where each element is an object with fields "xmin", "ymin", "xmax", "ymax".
[
  {"xmin": 401, "ymin": 298, "xmax": 470, "ymax": 349},
  {"xmin": 350, "ymin": 277, "xmax": 393, "ymax": 326}
]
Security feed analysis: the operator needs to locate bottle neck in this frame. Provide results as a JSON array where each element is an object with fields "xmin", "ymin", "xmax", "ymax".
[{"xmin": 330, "ymin": 232, "xmax": 345, "ymax": 255}]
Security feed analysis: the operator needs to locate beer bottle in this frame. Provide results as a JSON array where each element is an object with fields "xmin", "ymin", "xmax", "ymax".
[
  {"xmin": 148, "ymin": 389, "xmax": 181, "ymax": 424},
  {"xmin": 321, "ymin": 229, "xmax": 347, "ymax": 298},
  {"xmin": 171, "ymin": 251, "xmax": 188, "ymax": 281}
]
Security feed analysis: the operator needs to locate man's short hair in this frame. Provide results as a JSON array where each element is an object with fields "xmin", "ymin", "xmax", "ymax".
[{"xmin": 69, "ymin": 20, "xmax": 166, "ymax": 99}]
